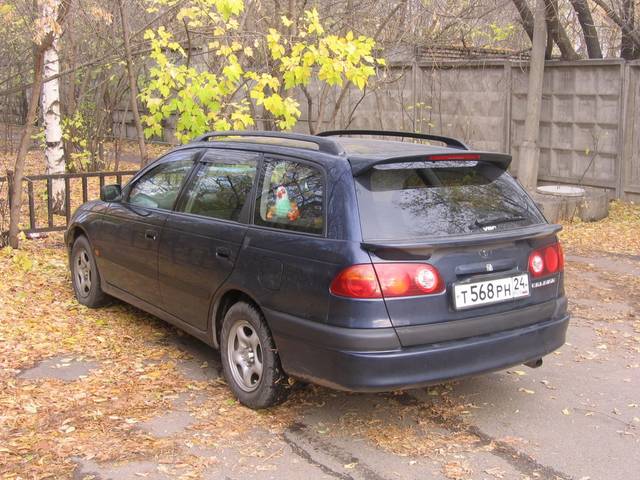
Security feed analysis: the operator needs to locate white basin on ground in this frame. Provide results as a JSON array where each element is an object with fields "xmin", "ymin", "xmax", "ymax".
[{"xmin": 536, "ymin": 185, "xmax": 585, "ymax": 197}]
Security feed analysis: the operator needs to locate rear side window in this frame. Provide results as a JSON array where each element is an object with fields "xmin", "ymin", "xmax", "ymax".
[
  {"xmin": 254, "ymin": 159, "xmax": 324, "ymax": 235},
  {"xmin": 355, "ymin": 161, "xmax": 544, "ymax": 241},
  {"xmin": 179, "ymin": 160, "xmax": 257, "ymax": 221},
  {"xmin": 128, "ymin": 154, "xmax": 195, "ymax": 210}
]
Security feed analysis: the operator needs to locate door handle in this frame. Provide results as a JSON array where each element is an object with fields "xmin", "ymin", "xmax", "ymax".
[
  {"xmin": 216, "ymin": 247, "xmax": 231, "ymax": 259},
  {"xmin": 145, "ymin": 229, "xmax": 158, "ymax": 241}
]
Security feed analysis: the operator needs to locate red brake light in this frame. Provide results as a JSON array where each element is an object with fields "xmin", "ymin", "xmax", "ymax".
[
  {"xmin": 376, "ymin": 263, "xmax": 443, "ymax": 296},
  {"xmin": 330, "ymin": 264, "xmax": 381, "ymax": 298},
  {"xmin": 330, "ymin": 263, "xmax": 443, "ymax": 298},
  {"xmin": 544, "ymin": 246, "xmax": 559, "ymax": 272},
  {"xmin": 528, "ymin": 243, "xmax": 564, "ymax": 278},
  {"xmin": 557, "ymin": 243, "xmax": 564, "ymax": 271},
  {"xmin": 427, "ymin": 153, "xmax": 480, "ymax": 161},
  {"xmin": 375, "ymin": 264, "xmax": 411, "ymax": 296}
]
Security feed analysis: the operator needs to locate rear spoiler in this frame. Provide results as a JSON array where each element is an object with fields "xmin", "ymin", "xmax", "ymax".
[
  {"xmin": 349, "ymin": 152, "xmax": 512, "ymax": 176},
  {"xmin": 317, "ymin": 129, "xmax": 469, "ymax": 150},
  {"xmin": 361, "ymin": 223, "xmax": 562, "ymax": 252}
]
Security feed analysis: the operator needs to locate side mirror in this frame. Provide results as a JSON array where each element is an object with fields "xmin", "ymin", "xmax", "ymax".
[{"xmin": 100, "ymin": 184, "xmax": 122, "ymax": 202}]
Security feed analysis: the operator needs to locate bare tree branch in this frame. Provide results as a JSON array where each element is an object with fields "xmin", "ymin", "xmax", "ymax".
[
  {"xmin": 592, "ymin": 0, "xmax": 640, "ymax": 51},
  {"xmin": 512, "ymin": 0, "xmax": 535, "ymax": 42}
]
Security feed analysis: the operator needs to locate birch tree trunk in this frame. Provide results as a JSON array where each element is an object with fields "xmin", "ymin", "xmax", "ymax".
[
  {"xmin": 518, "ymin": 0, "xmax": 547, "ymax": 192},
  {"xmin": 8, "ymin": 0, "xmax": 67, "ymax": 248},
  {"xmin": 41, "ymin": 0, "xmax": 65, "ymax": 213}
]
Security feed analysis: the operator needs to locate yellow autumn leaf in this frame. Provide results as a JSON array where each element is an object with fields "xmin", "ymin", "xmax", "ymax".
[{"xmin": 518, "ymin": 388, "xmax": 535, "ymax": 394}]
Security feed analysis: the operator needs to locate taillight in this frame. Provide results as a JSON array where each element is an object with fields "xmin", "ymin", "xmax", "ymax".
[
  {"xmin": 329, "ymin": 264, "xmax": 381, "ymax": 298},
  {"xmin": 529, "ymin": 252, "xmax": 544, "ymax": 275},
  {"xmin": 330, "ymin": 263, "xmax": 444, "ymax": 299},
  {"xmin": 528, "ymin": 243, "xmax": 564, "ymax": 278},
  {"xmin": 557, "ymin": 243, "xmax": 564, "ymax": 270}
]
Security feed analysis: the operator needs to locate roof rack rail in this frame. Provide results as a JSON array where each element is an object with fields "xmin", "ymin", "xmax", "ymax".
[
  {"xmin": 317, "ymin": 129, "xmax": 468, "ymax": 150},
  {"xmin": 191, "ymin": 130, "xmax": 344, "ymax": 156}
]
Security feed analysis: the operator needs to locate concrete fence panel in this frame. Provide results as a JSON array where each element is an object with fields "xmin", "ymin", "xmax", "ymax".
[
  {"xmin": 107, "ymin": 58, "xmax": 640, "ymax": 200},
  {"xmin": 418, "ymin": 62, "xmax": 509, "ymax": 153},
  {"xmin": 510, "ymin": 61, "xmax": 624, "ymax": 194},
  {"xmin": 622, "ymin": 64, "xmax": 640, "ymax": 199}
]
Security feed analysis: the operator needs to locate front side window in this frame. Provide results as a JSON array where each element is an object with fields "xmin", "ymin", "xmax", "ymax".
[
  {"xmin": 255, "ymin": 159, "xmax": 324, "ymax": 235},
  {"xmin": 128, "ymin": 153, "xmax": 195, "ymax": 210},
  {"xmin": 179, "ymin": 160, "xmax": 258, "ymax": 221}
]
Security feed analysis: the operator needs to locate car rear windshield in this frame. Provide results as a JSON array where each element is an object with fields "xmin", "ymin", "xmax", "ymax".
[{"xmin": 354, "ymin": 161, "xmax": 545, "ymax": 241}]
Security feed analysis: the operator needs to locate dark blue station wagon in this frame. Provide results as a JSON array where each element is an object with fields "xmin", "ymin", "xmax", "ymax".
[{"xmin": 66, "ymin": 130, "xmax": 569, "ymax": 408}]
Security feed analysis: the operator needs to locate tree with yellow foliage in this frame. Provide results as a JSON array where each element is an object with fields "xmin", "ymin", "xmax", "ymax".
[{"xmin": 140, "ymin": 0, "xmax": 385, "ymax": 143}]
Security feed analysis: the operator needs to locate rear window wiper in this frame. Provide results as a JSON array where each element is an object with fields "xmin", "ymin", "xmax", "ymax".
[{"xmin": 474, "ymin": 215, "xmax": 525, "ymax": 227}]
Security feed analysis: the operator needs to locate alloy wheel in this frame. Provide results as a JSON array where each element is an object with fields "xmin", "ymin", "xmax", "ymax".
[
  {"xmin": 74, "ymin": 249, "xmax": 92, "ymax": 297},
  {"xmin": 227, "ymin": 320, "xmax": 263, "ymax": 392}
]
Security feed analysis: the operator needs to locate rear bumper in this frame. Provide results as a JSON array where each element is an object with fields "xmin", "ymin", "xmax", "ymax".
[{"xmin": 266, "ymin": 300, "xmax": 569, "ymax": 392}]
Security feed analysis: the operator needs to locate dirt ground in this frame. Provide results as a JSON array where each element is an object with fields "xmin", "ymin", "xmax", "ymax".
[{"xmin": 1, "ymin": 205, "xmax": 639, "ymax": 480}]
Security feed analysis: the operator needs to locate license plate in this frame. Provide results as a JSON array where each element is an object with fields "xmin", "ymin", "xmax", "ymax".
[{"xmin": 453, "ymin": 273, "xmax": 530, "ymax": 310}]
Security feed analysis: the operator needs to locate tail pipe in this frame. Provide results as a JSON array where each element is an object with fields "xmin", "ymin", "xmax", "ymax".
[{"xmin": 524, "ymin": 358, "xmax": 543, "ymax": 369}]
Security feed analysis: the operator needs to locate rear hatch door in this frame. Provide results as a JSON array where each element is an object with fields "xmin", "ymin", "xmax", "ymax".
[{"xmin": 353, "ymin": 156, "xmax": 563, "ymax": 344}]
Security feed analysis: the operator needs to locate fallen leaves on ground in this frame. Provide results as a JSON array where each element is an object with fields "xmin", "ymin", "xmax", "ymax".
[
  {"xmin": 0, "ymin": 198, "xmax": 639, "ymax": 479},
  {"xmin": 564, "ymin": 259, "xmax": 640, "ymax": 356},
  {"xmin": 560, "ymin": 201, "xmax": 640, "ymax": 256},
  {"xmin": 333, "ymin": 389, "xmax": 485, "ymax": 479},
  {"xmin": 0, "ymin": 234, "xmax": 492, "ymax": 480},
  {"xmin": 442, "ymin": 460, "xmax": 472, "ymax": 480},
  {"xmin": 559, "ymin": 203, "xmax": 640, "ymax": 355},
  {"xmin": 0, "ymin": 233, "xmax": 298, "ymax": 478}
]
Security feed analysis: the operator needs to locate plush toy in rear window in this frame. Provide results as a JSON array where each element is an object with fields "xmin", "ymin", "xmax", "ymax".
[{"xmin": 267, "ymin": 185, "xmax": 300, "ymax": 222}]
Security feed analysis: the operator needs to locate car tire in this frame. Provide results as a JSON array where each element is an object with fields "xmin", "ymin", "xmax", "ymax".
[
  {"xmin": 220, "ymin": 301, "xmax": 288, "ymax": 409},
  {"xmin": 71, "ymin": 235, "xmax": 110, "ymax": 308}
]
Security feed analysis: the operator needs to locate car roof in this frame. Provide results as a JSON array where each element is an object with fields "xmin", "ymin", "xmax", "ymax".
[
  {"xmin": 334, "ymin": 137, "xmax": 459, "ymax": 159},
  {"xmin": 175, "ymin": 130, "xmax": 509, "ymax": 173},
  {"xmin": 185, "ymin": 130, "xmax": 463, "ymax": 159}
]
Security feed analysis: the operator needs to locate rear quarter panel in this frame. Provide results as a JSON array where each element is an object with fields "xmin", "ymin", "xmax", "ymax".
[{"xmin": 220, "ymin": 157, "xmax": 392, "ymax": 329}]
